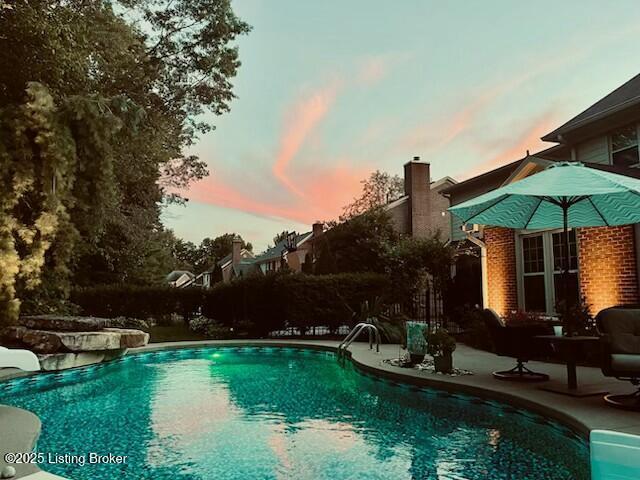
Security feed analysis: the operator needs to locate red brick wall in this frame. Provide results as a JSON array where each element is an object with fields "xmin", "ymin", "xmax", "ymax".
[
  {"xmin": 485, "ymin": 227, "xmax": 518, "ymax": 317},
  {"xmin": 577, "ymin": 225, "xmax": 639, "ymax": 314}
]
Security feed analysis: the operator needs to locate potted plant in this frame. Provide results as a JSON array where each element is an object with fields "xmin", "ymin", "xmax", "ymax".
[{"xmin": 424, "ymin": 328, "xmax": 456, "ymax": 373}]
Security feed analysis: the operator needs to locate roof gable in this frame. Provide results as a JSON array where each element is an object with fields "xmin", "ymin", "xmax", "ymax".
[
  {"xmin": 543, "ymin": 73, "xmax": 640, "ymax": 142},
  {"xmin": 252, "ymin": 231, "xmax": 312, "ymax": 263}
]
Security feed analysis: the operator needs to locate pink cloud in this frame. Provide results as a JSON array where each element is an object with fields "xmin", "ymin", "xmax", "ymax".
[
  {"xmin": 398, "ymin": 42, "xmax": 591, "ymax": 156},
  {"xmin": 355, "ymin": 53, "xmax": 406, "ymax": 86},
  {"xmin": 461, "ymin": 109, "xmax": 561, "ymax": 179},
  {"xmin": 188, "ymin": 176, "xmax": 312, "ymax": 224},
  {"xmin": 272, "ymin": 81, "xmax": 341, "ymax": 197},
  {"xmin": 188, "ymin": 162, "xmax": 367, "ymax": 225}
]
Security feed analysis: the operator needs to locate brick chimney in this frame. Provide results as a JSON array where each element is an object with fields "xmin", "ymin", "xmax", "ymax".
[
  {"xmin": 312, "ymin": 222, "xmax": 324, "ymax": 238},
  {"xmin": 404, "ymin": 157, "xmax": 431, "ymax": 239},
  {"xmin": 232, "ymin": 235, "xmax": 242, "ymax": 266}
]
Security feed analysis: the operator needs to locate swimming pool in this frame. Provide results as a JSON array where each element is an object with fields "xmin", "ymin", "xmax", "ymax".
[{"xmin": 1, "ymin": 346, "xmax": 588, "ymax": 479}]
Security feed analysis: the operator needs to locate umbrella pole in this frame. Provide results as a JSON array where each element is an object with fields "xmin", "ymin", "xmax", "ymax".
[{"xmin": 562, "ymin": 201, "xmax": 571, "ymax": 336}]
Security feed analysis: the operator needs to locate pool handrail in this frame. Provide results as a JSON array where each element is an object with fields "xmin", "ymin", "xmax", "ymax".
[{"xmin": 337, "ymin": 323, "xmax": 380, "ymax": 358}]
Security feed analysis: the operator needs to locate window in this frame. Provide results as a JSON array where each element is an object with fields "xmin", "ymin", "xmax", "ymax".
[
  {"xmin": 522, "ymin": 235, "xmax": 546, "ymax": 312},
  {"xmin": 552, "ymin": 231, "xmax": 579, "ymax": 309},
  {"xmin": 519, "ymin": 230, "xmax": 579, "ymax": 314},
  {"xmin": 610, "ymin": 125, "xmax": 639, "ymax": 167}
]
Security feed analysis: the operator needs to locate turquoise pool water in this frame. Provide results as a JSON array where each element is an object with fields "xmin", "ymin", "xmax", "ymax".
[{"xmin": 1, "ymin": 347, "xmax": 589, "ymax": 479}]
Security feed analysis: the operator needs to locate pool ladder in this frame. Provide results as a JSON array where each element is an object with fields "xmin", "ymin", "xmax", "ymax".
[{"xmin": 337, "ymin": 322, "xmax": 380, "ymax": 359}]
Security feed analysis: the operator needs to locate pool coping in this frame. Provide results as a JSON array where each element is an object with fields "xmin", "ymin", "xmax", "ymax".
[{"xmin": 0, "ymin": 339, "xmax": 603, "ymax": 479}]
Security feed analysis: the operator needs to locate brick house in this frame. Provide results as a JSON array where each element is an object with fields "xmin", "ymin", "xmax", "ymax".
[
  {"xmin": 385, "ymin": 157, "xmax": 457, "ymax": 241},
  {"xmin": 443, "ymin": 73, "xmax": 640, "ymax": 317}
]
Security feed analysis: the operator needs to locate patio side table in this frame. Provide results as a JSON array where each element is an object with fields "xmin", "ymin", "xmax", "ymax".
[{"xmin": 534, "ymin": 335, "xmax": 608, "ymax": 397}]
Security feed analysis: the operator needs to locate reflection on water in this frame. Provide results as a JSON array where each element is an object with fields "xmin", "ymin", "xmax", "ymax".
[{"xmin": 2, "ymin": 348, "xmax": 589, "ymax": 479}]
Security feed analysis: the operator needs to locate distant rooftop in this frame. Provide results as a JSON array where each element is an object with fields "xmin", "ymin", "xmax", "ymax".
[
  {"xmin": 252, "ymin": 231, "xmax": 313, "ymax": 263},
  {"xmin": 165, "ymin": 270, "xmax": 194, "ymax": 282}
]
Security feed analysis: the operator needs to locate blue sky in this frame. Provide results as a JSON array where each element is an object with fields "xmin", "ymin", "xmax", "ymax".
[{"xmin": 162, "ymin": 0, "xmax": 640, "ymax": 251}]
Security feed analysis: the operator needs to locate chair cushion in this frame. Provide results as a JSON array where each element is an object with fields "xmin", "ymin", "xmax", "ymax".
[
  {"xmin": 611, "ymin": 354, "xmax": 640, "ymax": 373},
  {"xmin": 598, "ymin": 308, "xmax": 640, "ymax": 336},
  {"xmin": 610, "ymin": 333, "xmax": 640, "ymax": 354}
]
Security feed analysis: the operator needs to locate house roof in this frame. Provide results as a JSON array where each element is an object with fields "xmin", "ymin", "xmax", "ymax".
[
  {"xmin": 431, "ymin": 176, "xmax": 457, "ymax": 190},
  {"xmin": 252, "ymin": 231, "xmax": 313, "ymax": 263},
  {"xmin": 542, "ymin": 73, "xmax": 640, "ymax": 142},
  {"xmin": 383, "ymin": 176, "xmax": 457, "ymax": 211},
  {"xmin": 440, "ymin": 143, "xmax": 572, "ymax": 198},
  {"xmin": 165, "ymin": 270, "xmax": 194, "ymax": 282},
  {"xmin": 232, "ymin": 259, "xmax": 260, "ymax": 278},
  {"xmin": 216, "ymin": 249, "xmax": 254, "ymax": 269},
  {"xmin": 582, "ymin": 162, "xmax": 640, "ymax": 180},
  {"xmin": 440, "ymin": 158, "xmax": 525, "ymax": 197}
]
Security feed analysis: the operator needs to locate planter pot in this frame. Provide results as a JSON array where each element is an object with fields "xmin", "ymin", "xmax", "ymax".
[
  {"xmin": 409, "ymin": 353, "xmax": 425, "ymax": 365},
  {"xmin": 434, "ymin": 353, "xmax": 453, "ymax": 373}
]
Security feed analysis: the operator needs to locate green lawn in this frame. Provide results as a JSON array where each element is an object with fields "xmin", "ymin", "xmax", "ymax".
[{"xmin": 146, "ymin": 324, "xmax": 209, "ymax": 343}]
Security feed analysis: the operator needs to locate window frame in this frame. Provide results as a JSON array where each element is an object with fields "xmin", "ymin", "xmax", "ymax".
[
  {"xmin": 609, "ymin": 123, "xmax": 640, "ymax": 167},
  {"xmin": 515, "ymin": 228, "xmax": 580, "ymax": 315}
]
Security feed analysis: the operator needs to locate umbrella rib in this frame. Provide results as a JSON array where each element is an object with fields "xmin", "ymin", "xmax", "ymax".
[
  {"xmin": 523, "ymin": 197, "xmax": 544, "ymax": 230},
  {"xmin": 461, "ymin": 194, "xmax": 510, "ymax": 224},
  {"xmin": 587, "ymin": 197, "xmax": 609, "ymax": 227}
]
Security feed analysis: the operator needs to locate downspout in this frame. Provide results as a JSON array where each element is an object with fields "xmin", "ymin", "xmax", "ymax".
[
  {"xmin": 635, "ymin": 224, "xmax": 640, "ymax": 301},
  {"xmin": 465, "ymin": 227, "xmax": 488, "ymax": 309}
]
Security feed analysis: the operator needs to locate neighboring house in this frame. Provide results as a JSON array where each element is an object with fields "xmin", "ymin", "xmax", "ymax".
[
  {"xmin": 443, "ymin": 72, "xmax": 640, "ymax": 317},
  {"xmin": 187, "ymin": 231, "xmax": 322, "ymax": 285},
  {"xmin": 385, "ymin": 158, "xmax": 457, "ymax": 241},
  {"xmin": 217, "ymin": 245, "xmax": 255, "ymax": 283},
  {"xmin": 250, "ymin": 231, "xmax": 316, "ymax": 275},
  {"xmin": 165, "ymin": 270, "xmax": 195, "ymax": 288}
]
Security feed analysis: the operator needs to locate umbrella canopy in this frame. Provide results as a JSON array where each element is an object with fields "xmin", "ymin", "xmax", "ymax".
[{"xmin": 449, "ymin": 162, "xmax": 640, "ymax": 229}]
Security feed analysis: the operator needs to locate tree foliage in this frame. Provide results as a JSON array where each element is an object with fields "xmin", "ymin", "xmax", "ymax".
[
  {"xmin": 315, "ymin": 209, "xmax": 453, "ymax": 304},
  {"xmin": 171, "ymin": 233, "xmax": 252, "ymax": 274},
  {"xmin": 384, "ymin": 234, "xmax": 453, "ymax": 304},
  {"xmin": 0, "ymin": 1, "xmax": 250, "ymax": 322},
  {"xmin": 314, "ymin": 209, "xmax": 398, "ymax": 275},
  {"xmin": 341, "ymin": 170, "xmax": 404, "ymax": 220}
]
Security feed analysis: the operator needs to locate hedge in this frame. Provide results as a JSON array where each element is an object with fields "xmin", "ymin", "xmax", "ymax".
[
  {"xmin": 70, "ymin": 285, "xmax": 204, "ymax": 320},
  {"xmin": 71, "ymin": 272, "xmax": 391, "ymax": 336}
]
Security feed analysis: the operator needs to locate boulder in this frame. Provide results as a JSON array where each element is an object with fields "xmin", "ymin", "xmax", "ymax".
[
  {"xmin": 1, "ymin": 326, "xmax": 27, "ymax": 344},
  {"xmin": 17, "ymin": 328, "xmax": 148, "ymax": 353},
  {"xmin": 36, "ymin": 351, "xmax": 128, "ymax": 371},
  {"xmin": 103, "ymin": 328, "xmax": 149, "ymax": 348},
  {"xmin": 37, "ymin": 352, "xmax": 107, "ymax": 370},
  {"xmin": 21, "ymin": 329, "xmax": 65, "ymax": 353},
  {"xmin": 21, "ymin": 315, "xmax": 108, "ymax": 332},
  {"xmin": 2, "ymin": 316, "xmax": 150, "ymax": 370}
]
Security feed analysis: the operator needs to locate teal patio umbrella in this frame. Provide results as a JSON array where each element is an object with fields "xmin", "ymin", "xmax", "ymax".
[{"xmin": 449, "ymin": 162, "xmax": 640, "ymax": 332}]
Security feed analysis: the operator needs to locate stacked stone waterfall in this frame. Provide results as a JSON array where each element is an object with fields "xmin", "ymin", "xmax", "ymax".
[{"xmin": 2, "ymin": 315, "xmax": 149, "ymax": 371}]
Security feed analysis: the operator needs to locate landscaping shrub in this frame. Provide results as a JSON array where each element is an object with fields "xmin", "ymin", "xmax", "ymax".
[
  {"xmin": 453, "ymin": 305, "xmax": 494, "ymax": 352},
  {"xmin": 72, "ymin": 273, "xmax": 390, "ymax": 338},
  {"xmin": 202, "ymin": 272, "xmax": 390, "ymax": 336},
  {"xmin": 104, "ymin": 316, "xmax": 150, "ymax": 330},
  {"xmin": 188, "ymin": 315, "xmax": 232, "ymax": 339}
]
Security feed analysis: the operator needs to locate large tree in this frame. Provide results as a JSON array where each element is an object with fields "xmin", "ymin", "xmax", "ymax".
[
  {"xmin": 314, "ymin": 209, "xmax": 398, "ymax": 275},
  {"xmin": 341, "ymin": 170, "xmax": 404, "ymax": 220},
  {"xmin": 0, "ymin": 1, "xmax": 250, "ymax": 321},
  {"xmin": 169, "ymin": 233, "xmax": 253, "ymax": 274},
  {"xmin": 194, "ymin": 234, "xmax": 252, "ymax": 273}
]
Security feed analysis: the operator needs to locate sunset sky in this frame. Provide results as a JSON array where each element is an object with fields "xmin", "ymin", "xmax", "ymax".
[{"xmin": 162, "ymin": 0, "xmax": 640, "ymax": 251}]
